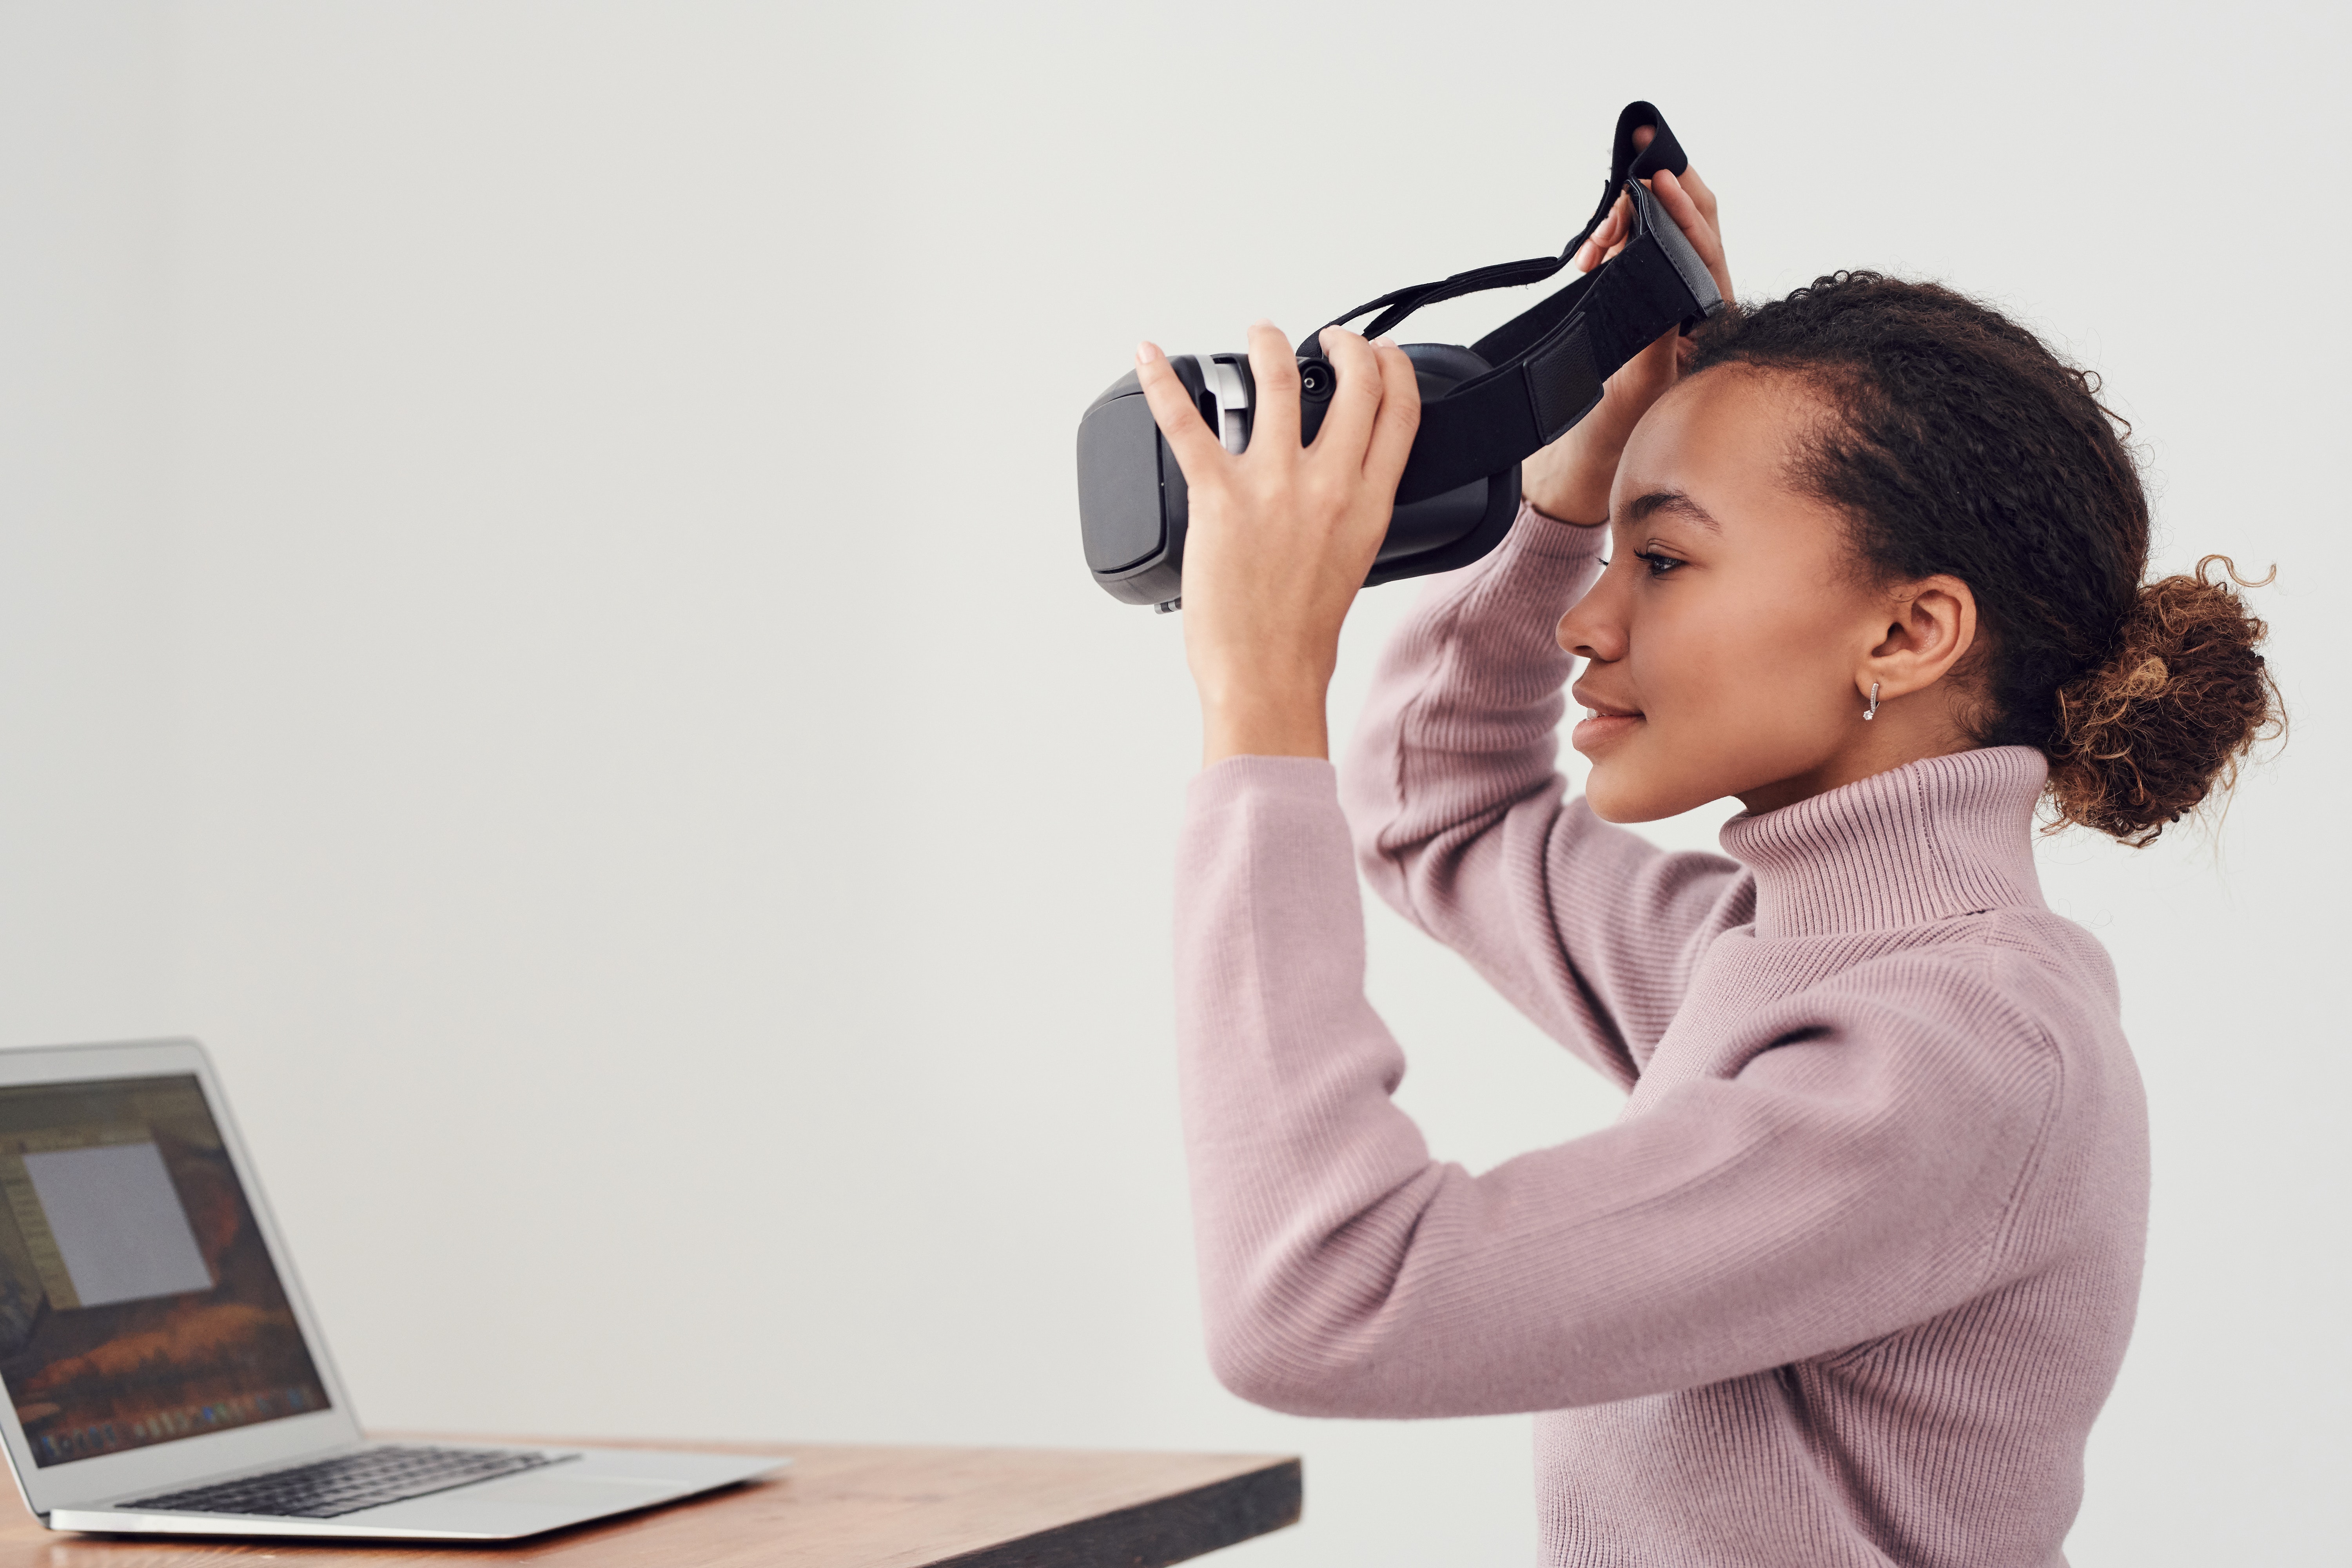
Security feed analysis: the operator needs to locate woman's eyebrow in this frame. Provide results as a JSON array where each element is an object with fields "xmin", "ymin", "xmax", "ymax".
[{"xmin": 1623, "ymin": 489, "xmax": 1721, "ymax": 531}]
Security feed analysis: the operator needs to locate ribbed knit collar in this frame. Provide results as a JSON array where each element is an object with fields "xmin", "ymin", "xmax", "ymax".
[{"xmin": 1717, "ymin": 746, "xmax": 2050, "ymax": 939}]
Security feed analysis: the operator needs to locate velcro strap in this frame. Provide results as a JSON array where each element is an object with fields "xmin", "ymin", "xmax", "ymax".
[
  {"xmin": 1524, "ymin": 323, "xmax": 1601, "ymax": 446},
  {"xmin": 1325, "ymin": 101, "xmax": 1691, "ymax": 347},
  {"xmin": 1395, "ymin": 371, "xmax": 1541, "ymax": 504},
  {"xmin": 1323, "ymin": 103, "xmax": 1720, "ymax": 506},
  {"xmin": 1390, "ymin": 176, "xmax": 1717, "ymax": 504}
]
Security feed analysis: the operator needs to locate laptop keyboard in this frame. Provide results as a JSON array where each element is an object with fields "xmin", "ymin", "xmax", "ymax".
[{"xmin": 125, "ymin": 1443, "xmax": 574, "ymax": 1519}]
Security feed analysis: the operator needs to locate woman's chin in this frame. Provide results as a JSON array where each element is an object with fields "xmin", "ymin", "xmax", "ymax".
[
  {"xmin": 1582, "ymin": 758, "xmax": 1713, "ymax": 825},
  {"xmin": 1580, "ymin": 764, "xmax": 1652, "ymax": 824}
]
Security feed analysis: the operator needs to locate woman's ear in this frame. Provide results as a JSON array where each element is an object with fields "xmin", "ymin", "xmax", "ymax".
[{"xmin": 1862, "ymin": 574, "xmax": 1978, "ymax": 701}]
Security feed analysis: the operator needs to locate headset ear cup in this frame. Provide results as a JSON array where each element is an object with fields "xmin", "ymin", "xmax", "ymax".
[
  {"xmin": 1396, "ymin": 342, "xmax": 1492, "ymax": 387},
  {"xmin": 1362, "ymin": 344, "xmax": 1520, "ymax": 590},
  {"xmin": 1364, "ymin": 459, "xmax": 1520, "ymax": 590}
]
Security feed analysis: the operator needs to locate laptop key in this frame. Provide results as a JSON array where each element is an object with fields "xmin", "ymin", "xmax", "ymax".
[{"xmin": 126, "ymin": 1444, "xmax": 573, "ymax": 1519}]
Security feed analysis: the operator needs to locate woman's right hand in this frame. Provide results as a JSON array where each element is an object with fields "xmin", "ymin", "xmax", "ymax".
[
  {"xmin": 1134, "ymin": 324, "xmax": 1421, "ymax": 767},
  {"xmin": 1518, "ymin": 146, "xmax": 1730, "ymax": 526}
]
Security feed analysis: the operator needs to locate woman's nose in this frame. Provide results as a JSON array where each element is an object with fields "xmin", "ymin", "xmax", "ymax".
[{"xmin": 1557, "ymin": 577, "xmax": 1626, "ymax": 662}]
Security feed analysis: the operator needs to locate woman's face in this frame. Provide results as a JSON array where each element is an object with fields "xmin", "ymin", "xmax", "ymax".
[{"xmin": 1558, "ymin": 367, "xmax": 1940, "ymax": 822}]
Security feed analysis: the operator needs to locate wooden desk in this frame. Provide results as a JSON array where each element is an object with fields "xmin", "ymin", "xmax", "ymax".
[{"xmin": 0, "ymin": 1440, "xmax": 1302, "ymax": 1568}]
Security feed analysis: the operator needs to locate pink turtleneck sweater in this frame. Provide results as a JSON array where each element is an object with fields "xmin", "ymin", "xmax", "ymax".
[{"xmin": 1172, "ymin": 508, "xmax": 2149, "ymax": 1566}]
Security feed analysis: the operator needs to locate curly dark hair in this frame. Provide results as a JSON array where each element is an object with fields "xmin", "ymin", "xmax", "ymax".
[{"xmin": 1686, "ymin": 271, "xmax": 2282, "ymax": 845}]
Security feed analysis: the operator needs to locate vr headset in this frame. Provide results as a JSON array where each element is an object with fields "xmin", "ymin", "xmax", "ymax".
[{"xmin": 1076, "ymin": 102, "xmax": 1724, "ymax": 610}]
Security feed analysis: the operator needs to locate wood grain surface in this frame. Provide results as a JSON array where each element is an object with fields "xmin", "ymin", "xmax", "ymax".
[{"xmin": 0, "ymin": 1439, "xmax": 1303, "ymax": 1568}]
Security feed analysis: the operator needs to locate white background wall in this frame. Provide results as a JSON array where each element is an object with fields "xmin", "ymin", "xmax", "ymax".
[{"xmin": 2, "ymin": 2, "xmax": 2344, "ymax": 1562}]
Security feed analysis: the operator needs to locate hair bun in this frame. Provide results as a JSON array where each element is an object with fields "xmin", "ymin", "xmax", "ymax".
[{"xmin": 2047, "ymin": 556, "xmax": 2283, "ymax": 845}]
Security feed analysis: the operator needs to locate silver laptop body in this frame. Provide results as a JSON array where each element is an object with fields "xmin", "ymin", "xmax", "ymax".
[{"xmin": 0, "ymin": 1038, "xmax": 786, "ymax": 1539}]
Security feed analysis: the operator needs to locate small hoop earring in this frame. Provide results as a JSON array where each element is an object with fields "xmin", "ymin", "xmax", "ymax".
[{"xmin": 1863, "ymin": 681, "xmax": 1881, "ymax": 722}]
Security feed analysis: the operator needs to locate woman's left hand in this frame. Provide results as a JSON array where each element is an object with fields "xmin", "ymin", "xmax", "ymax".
[
  {"xmin": 1518, "ymin": 159, "xmax": 1731, "ymax": 526},
  {"xmin": 1134, "ymin": 321, "xmax": 1421, "ymax": 766}
]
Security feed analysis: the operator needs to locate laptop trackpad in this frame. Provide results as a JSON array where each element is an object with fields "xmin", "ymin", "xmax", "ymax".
[
  {"xmin": 361, "ymin": 1473, "xmax": 691, "ymax": 1535},
  {"xmin": 475, "ymin": 1474, "xmax": 683, "ymax": 1509}
]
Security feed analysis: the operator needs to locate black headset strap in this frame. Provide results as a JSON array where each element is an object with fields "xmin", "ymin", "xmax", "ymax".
[
  {"xmin": 1321, "ymin": 102, "xmax": 1690, "ymax": 343},
  {"xmin": 1312, "ymin": 101, "xmax": 1721, "ymax": 507}
]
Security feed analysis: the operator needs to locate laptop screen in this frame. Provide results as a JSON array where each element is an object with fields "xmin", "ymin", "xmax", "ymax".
[{"xmin": 0, "ymin": 1074, "xmax": 331, "ymax": 1466}]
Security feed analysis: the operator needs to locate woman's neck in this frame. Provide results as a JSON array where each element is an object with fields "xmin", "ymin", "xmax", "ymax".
[{"xmin": 1736, "ymin": 691, "xmax": 1982, "ymax": 816}]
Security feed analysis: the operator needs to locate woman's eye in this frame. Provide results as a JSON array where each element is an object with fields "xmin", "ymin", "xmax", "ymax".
[{"xmin": 1636, "ymin": 551, "xmax": 1685, "ymax": 577}]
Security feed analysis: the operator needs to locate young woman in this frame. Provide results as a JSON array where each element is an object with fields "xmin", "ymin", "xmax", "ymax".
[{"xmin": 1132, "ymin": 153, "xmax": 2278, "ymax": 1565}]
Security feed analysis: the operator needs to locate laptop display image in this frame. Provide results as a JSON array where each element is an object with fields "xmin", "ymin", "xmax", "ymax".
[
  {"xmin": 0, "ymin": 1040, "xmax": 785, "ymax": 1541},
  {"xmin": 0, "ymin": 1074, "xmax": 329, "ymax": 1467}
]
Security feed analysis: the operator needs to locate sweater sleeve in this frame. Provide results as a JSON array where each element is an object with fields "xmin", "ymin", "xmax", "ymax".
[
  {"xmin": 1173, "ymin": 759, "xmax": 2060, "ymax": 1418},
  {"xmin": 1339, "ymin": 504, "xmax": 1750, "ymax": 1083}
]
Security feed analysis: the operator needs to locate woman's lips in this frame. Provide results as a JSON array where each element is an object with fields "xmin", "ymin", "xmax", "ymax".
[{"xmin": 1570, "ymin": 690, "xmax": 1642, "ymax": 753}]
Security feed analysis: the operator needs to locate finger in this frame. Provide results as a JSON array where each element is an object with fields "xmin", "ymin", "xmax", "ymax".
[
  {"xmin": 1361, "ymin": 336, "xmax": 1422, "ymax": 490},
  {"xmin": 1134, "ymin": 341, "xmax": 1228, "ymax": 481},
  {"xmin": 1596, "ymin": 203, "xmax": 1627, "ymax": 253},
  {"xmin": 1238, "ymin": 318, "xmax": 1300, "ymax": 455},
  {"xmin": 1675, "ymin": 162, "xmax": 1720, "ymax": 231},
  {"xmin": 1649, "ymin": 169, "xmax": 1732, "ymax": 303},
  {"xmin": 1646, "ymin": 169, "xmax": 1716, "ymax": 258},
  {"xmin": 1602, "ymin": 189, "xmax": 1633, "ymax": 263},
  {"xmin": 1630, "ymin": 124, "xmax": 1655, "ymax": 154},
  {"xmin": 1312, "ymin": 325, "xmax": 1383, "ymax": 463},
  {"xmin": 1573, "ymin": 218, "xmax": 1604, "ymax": 272},
  {"xmin": 1574, "ymin": 198, "xmax": 1629, "ymax": 272}
]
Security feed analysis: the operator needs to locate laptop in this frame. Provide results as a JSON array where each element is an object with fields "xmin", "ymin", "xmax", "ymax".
[{"xmin": 0, "ymin": 1037, "xmax": 787, "ymax": 1538}]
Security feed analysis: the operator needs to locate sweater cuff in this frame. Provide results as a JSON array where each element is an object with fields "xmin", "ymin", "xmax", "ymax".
[
  {"xmin": 1407, "ymin": 499, "xmax": 1607, "ymax": 639},
  {"xmin": 1188, "ymin": 753, "xmax": 1339, "ymax": 806},
  {"xmin": 1507, "ymin": 499, "xmax": 1612, "ymax": 564}
]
